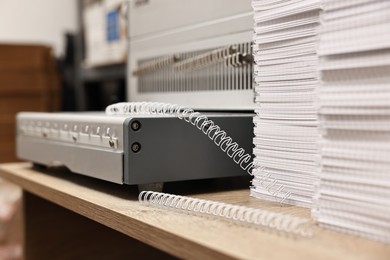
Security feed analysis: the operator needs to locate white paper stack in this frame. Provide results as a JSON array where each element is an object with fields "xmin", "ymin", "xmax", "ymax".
[
  {"xmin": 313, "ymin": 0, "xmax": 390, "ymax": 243},
  {"xmin": 250, "ymin": 0, "xmax": 321, "ymax": 208}
]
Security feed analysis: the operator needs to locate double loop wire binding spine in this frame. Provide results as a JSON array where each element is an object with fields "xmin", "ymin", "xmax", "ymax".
[
  {"xmin": 106, "ymin": 102, "xmax": 254, "ymax": 175},
  {"xmin": 139, "ymin": 191, "xmax": 313, "ymax": 237}
]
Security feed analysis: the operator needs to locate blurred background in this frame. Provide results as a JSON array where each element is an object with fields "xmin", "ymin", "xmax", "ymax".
[{"xmin": 0, "ymin": 1, "xmax": 127, "ymax": 258}]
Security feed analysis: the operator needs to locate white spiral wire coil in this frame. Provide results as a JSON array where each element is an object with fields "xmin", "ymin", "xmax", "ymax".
[
  {"xmin": 106, "ymin": 102, "xmax": 254, "ymax": 175},
  {"xmin": 139, "ymin": 191, "xmax": 313, "ymax": 237}
]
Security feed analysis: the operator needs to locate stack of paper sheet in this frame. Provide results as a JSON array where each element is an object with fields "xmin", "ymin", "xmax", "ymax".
[
  {"xmin": 250, "ymin": 0, "xmax": 321, "ymax": 207},
  {"xmin": 313, "ymin": 0, "xmax": 390, "ymax": 243}
]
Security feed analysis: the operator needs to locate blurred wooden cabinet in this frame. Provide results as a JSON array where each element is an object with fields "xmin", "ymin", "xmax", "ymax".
[{"xmin": 0, "ymin": 44, "xmax": 61, "ymax": 162}]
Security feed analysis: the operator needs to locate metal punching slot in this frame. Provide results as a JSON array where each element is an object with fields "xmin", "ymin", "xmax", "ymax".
[
  {"xmin": 19, "ymin": 120, "xmax": 119, "ymax": 149},
  {"xmin": 136, "ymin": 42, "xmax": 253, "ymax": 93}
]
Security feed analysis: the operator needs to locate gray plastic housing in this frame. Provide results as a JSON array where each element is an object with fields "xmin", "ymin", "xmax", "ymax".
[{"xmin": 16, "ymin": 112, "xmax": 254, "ymax": 187}]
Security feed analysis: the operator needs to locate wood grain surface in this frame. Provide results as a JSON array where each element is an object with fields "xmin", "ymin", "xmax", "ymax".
[{"xmin": 0, "ymin": 163, "xmax": 389, "ymax": 260}]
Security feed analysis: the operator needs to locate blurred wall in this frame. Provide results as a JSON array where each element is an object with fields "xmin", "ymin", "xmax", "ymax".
[{"xmin": 0, "ymin": 0, "xmax": 78, "ymax": 57}]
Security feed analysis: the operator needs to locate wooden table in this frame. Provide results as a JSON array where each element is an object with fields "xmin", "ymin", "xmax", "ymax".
[{"xmin": 0, "ymin": 162, "xmax": 389, "ymax": 259}]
